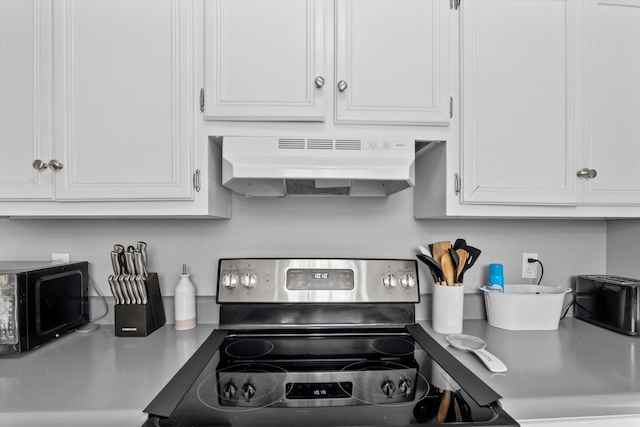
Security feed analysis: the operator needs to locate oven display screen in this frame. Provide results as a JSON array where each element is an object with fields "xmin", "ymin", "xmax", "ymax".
[
  {"xmin": 286, "ymin": 269, "xmax": 354, "ymax": 290},
  {"xmin": 286, "ymin": 382, "xmax": 353, "ymax": 399}
]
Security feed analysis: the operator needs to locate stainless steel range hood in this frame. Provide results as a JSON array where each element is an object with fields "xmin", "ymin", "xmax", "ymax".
[{"xmin": 221, "ymin": 136, "xmax": 415, "ymax": 197}]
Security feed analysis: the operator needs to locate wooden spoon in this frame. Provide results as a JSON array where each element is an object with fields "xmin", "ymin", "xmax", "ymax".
[
  {"xmin": 440, "ymin": 251, "xmax": 455, "ymax": 286},
  {"xmin": 436, "ymin": 390, "xmax": 451, "ymax": 423},
  {"xmin": 455, "ymin": 249, "xmax": 468, "ymax": 284}
]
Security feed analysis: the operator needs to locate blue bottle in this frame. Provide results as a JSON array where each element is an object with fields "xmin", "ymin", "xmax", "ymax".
[{"xmin": 487, "ymin": 264, "xmax": 504, "ymax": 293}]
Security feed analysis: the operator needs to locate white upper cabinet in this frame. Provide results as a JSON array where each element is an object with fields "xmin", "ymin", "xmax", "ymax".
[
  {"xmin": 0, "ymin": 0, "xmax": 231, "ymax": 217},
  {"xmin": 460, "ymin": 0, "xmax": 582, "ymax": 205},
  {"xmin": 335, "ymin": 0, "xmax": 450, "ymax": 125},
  {"xmin": 203, "ymin": 0, "xmax": 326, "ymax": 121},
  {"xmin": 52, "ymin": 0, "xmax": 193, "ymax": 201},
  {"xmin": 0, "ymin": 0, "xmax": 53, "ymax": 200},
  {"xmin": 581, "ymin": 0, "xmax": 640, "ymax": 205},
  {"xmin": 203, "ymin": 0, "xmax": 451, "ymax": 125},
  {"xmin": 459, "ymin": 0, "xmax": 640, "ymax": 208},
  {"xmin": 415, "ymin": 0, "xmax": 640, "ymax": 218}
]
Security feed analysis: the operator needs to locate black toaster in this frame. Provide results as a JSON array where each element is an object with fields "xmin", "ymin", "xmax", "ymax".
[{"xmin": 575, "ymin": 275, "xmax": 640, "ymax": 336}]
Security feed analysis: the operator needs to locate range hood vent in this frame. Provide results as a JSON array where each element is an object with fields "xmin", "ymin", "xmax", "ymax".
[{"xmin": 221, "ymin": 136, "xmax": 415, "ymax": 197}]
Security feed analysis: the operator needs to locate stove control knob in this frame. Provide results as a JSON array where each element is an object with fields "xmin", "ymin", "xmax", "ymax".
[
  {"xmin": 400, "ymin": 274, "xmax": 416, "ymax": 288},
  {"xmin": 222, "ymin": 273, "xmax": 238, "ymax": 288},
  {"xmin": 382, "ymin": 274, "xmax": 397, "ymax": 288},
  {"xmin": 241, "ymin": 273, "xmax": 257, "ymax": 288},
  {"xmin": 381, "ymin": 380, "xmax": 396, "ymax": 398},
  {"xmin": 242, "ymin": 383, "xmax": 256, "ymax": 402},
  {"xmin": 398, "ymin": 379, "xmax": 413, "ymax": 396},
  {"xmin": 223, "ymin": 383, "xmax": 237, "ymax": 399}
]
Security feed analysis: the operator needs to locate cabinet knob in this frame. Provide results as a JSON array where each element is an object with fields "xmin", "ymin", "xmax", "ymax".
[
  {"xmin": 314, "ymin": 76, "xmax": 325, "ymax": 88},
  {"xmin": 48, "ymin": 159, "xmax": 63, "ymax": 170},
  {"xmin": 32, "ymin": 159, "xmax": 48, "ymax": 170},
  {"xmin": 576, "ymin": 168, "xmax": 597, "ymax": 179},
  {"xmin": 337, "ymin": 80, "xmax": 348, "ymax": 92}
]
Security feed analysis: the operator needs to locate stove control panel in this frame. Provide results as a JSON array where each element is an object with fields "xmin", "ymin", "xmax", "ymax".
[
  {"xmin": 217, "ymin": 258, "xmax": 419, "ymax": 303},
  {"xmin": 216, "ymin": 367, "xmax": 418, "ymax": 407}
]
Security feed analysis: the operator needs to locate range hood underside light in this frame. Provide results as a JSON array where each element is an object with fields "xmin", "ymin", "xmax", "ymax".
[{"xmin": 223, "ymin": 178, "xmax": 413, "ymax": 197}]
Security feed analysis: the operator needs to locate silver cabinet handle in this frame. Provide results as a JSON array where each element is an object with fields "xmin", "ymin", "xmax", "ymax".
[
  {"xmin": 48, "ymin": 159, "xmax": 63, "ymax": 170},
  {"xmin": 337, "ymin": 80, "xmax": 348, "ymax": 92},
  {"xmin": 32, "ymin": 159, "xmax": 48, "ymax": 170},
  {"xmin": 314, "ymin": 76, "xmax": 325, "ymax": 88},
  {"xmin": 576, "ymin": 168, "xmax": 597, "ymax": 179}
]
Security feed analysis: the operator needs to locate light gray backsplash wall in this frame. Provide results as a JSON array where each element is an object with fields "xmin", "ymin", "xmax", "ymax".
[
  {"xmin": 606, "ymin": 219, "xmax": 640, "ymax": 278},
  {"xmin": 0, "ymin": 190, "xmax": 607, "ymax": 322}
]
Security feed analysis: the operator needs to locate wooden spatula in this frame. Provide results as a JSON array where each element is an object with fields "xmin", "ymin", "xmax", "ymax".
[{"xmin": 432, "ymin": 241, "xmax": 452, "ymax": 264}]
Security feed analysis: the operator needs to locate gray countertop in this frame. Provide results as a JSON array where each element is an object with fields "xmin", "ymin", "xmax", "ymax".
[
  {"xmin": 1, "ymin": 318, "xmax": 639, "ymax": 427},
  {"xmin": 423, "ymin": 318, "xmax": 640, "ymax": 425},
  {"xmin": 0, "ymin": 324, "xmax": 216, "ymax": 427}
]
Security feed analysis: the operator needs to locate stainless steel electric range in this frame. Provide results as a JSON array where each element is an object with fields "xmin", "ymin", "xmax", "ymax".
[{"xmin": 143, "ymin": 259, "xmax": 518, "ymax": 426}]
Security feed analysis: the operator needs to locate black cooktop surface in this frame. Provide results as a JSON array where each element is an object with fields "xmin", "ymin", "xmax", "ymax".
[{"xmin": 144, "ymin": 325, "xmax": 518, "ymax": 427}]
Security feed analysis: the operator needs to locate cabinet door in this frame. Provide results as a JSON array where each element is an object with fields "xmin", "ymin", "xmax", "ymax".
[
  {"xmin": 0, "ymin": 0, "xmax": 54, "ymax": 200},
  {"xmin": 460, "ymin": 0, "xmax": 582, "ymax": 205},
  {"xmin": 203, "ymin": 0, "xmax": 326, "ymax": 121},
  {"xmin": 581, "ymin": 0, "xmax": 640, "ymax": 205},
  {"xmin": 335, "ymin": 0, "xmax": 450, "ymax": 125},
  {"xmin": 52, "ymin": 0, "xmax": 193, "ymax": 200}
]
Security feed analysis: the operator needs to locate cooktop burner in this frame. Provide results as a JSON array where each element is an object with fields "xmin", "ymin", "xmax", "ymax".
[
  {"xmin": 224, "ymin": 339, "xmax": 275, "ymax": 359},
  {"xmin": 370, "ymin": 336, "xmax": 415, "ymax": 356}
]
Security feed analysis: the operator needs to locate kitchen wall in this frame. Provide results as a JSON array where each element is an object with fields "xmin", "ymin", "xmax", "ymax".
[
  {"xmin": 0, "ymin": 189, "xmax": 610, "ymax": 322},
  {"xmin": 606, "ymin": 219, "xmax": 640, "ymax": 278}
]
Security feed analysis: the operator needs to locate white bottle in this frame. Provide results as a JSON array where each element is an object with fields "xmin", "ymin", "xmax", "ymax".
[{"xmin": 174, "ymin": 264, "xmax": 196, "ymax": 330}]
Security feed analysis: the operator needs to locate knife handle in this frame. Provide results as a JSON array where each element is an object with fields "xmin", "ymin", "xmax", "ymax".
[
  {"xmin": 127, "ymin": 274, "xmax": 141, "ymax": 304},
  {"xmin": 137, "ymin": 276, "xmax": 148, "ymax": 305},
  {"xmin": 108, "ymin": 275, "xmax": 120, "ymax": 305},
  {"xmin": 124, "ymin": 251, "xmax": 136, "ymax": 276},
  {"xmin": 137, "ymin": 241, "xmax": 148, "ymax": 266},
  {"xmin": 117, "ymin": 275, "xmax": 130, "ymax": 304},
  {"xmin": 134, "ymin": 250, "xmax": 148, "ymax": 279},
  {"xmin": 111, "ymin": 251, "xmax": 122, "ymax": 276}
]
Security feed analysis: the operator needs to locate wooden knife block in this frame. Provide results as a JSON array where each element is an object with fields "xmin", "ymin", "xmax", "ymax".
[{"xmin": 115, "ymin": 273, "xmax": 166, "ymax": 337}]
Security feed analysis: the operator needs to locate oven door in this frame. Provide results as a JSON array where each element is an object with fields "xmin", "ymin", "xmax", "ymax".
[{"xmin": 143, "ymin": 324, "xmax": 519, "ymax": 427}]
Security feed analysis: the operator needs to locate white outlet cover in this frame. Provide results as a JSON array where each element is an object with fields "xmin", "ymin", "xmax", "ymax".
[
  {"xmin": 522, "ymin": 253, "xmax": 538, "ymax": 279},
  {"xmin": 51, "ymin": 253, "xmax": 70, "ymax": 262}
]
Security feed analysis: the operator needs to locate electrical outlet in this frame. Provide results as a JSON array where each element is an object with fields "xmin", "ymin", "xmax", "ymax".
[
  {"xmin": 51, "ymin": 252, "xmax": 70, "ymax": 262},
  {"xmin": 522, "ymin": 253, "xmax": 538, "ymax": 279}
]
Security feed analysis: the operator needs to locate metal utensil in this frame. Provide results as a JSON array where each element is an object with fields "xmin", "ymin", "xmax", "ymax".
[
  {"xmin": 137, "ymin": 241, "xmax": 148, "ymax": 271},
  {"xmin": 124, "ymin": 251, "xmax": 136, "ymax": 277},
  {"xmin": 446, "ymin": 334, "xmax": 507, "ymax": 373},
  {"xmin": 134, "ymin": 249, "xmax": 148, "ymax": 279},
  {"xmin": 119, "ymin": 275, "xmax": 131, "ymax": 304},
  {"xmin": 111, "ymin": 251, "xmax": 122, "ymax": 276},
  {"xmin": 108, "ymin": 275, "xmax": 120, "ymax": 305},
  {"xmin": 136, "ymin": 275, "xmax": 148, "ymax": 305},
  {"xmin": 127, "ymin": 274, "xmax": 142, "ymax": 304}
]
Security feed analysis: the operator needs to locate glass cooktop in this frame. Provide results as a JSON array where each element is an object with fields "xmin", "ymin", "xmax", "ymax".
[{"xmin": 144, "ymin": 326, "xmax": 518, "ymax": 427}]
